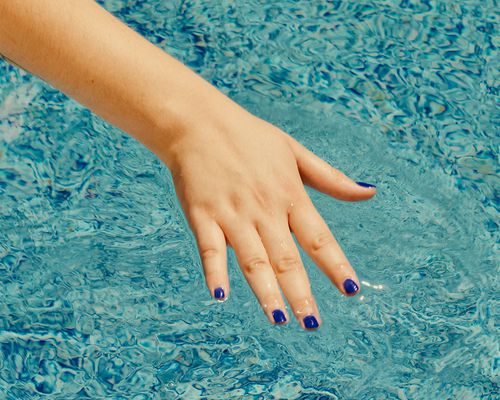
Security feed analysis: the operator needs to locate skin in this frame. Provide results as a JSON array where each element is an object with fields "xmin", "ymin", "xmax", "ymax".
[{"xmin": 0, "ymin": 0, "xmax": 376, "ymax": 330}]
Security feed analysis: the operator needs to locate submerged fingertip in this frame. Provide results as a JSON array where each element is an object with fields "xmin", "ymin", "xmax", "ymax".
[
  {"xmin": 272, "ymin": 309, "xmax": 287, "ymax": 325},
  {"xmin": 213, "ymin": 286, "xmax": 228, "ymax": 302},
  {"xmin": 343, "ymin": 278, "xmax": 360, "ymax": 296},
  {"xmin": 303, "ymin": 315, "xmax": 320, "ymax": 330},
  {"xmin": 356, "ymin": 181, "xmax": 377, "ymax": 189}
]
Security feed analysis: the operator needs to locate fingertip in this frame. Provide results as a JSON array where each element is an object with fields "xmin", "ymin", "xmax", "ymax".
[
  {"xmin": 211, "ymin": 285, "xmax": 230, "ymax": 302},
  {"xmin": 355, "ymin": 181, "xmax": 377, "ymax": 199},
  {"xmin": 356, "ymin": 181, "xmax": 376, "ymax": 189},
  {"xmin": 271, "ymin": 309, "xmax": 288, "ymax": 325},
  {"xmin": 342, "ymin": 278, "xmax": 361, "ymax": 297},
  {"xmin": 302, "ymin": 315, "xmax": 321, "ymax": 330},
  {"xmin": 336, "ymin": 179, "xmax": 377, "ymax": 201}
]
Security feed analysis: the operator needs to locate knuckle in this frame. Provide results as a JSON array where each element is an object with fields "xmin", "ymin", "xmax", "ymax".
[
  {"xmin": 310, "ymin": 231, "xmax": 335, "ymax": 253},
  {"xmin": 229, "ymin": 191, "xmax": 244, "ymax": 211},
  {"xmin": 274, "ymin": 253, "xmax": 301, "ymax": 274},
  {"xmin": 200, "ymin": 247, "xmax": 219, "ymax": 261},
  {"xmin": 280, "ymin": 179, "xmax": 301, "ymax": 197},
  {"xmin": 188, "ymin": 205, "xmax": 207, "ymax": 225},
  {"xmin": 241, "ymin": 255, "xmax": 269, "ymax": 275},
  {"xmin": 218, "ymin": 205, "xmax": 238, "ymax": 223},
  {"xmin": 252, "ymin": 184, "xmax": 273, "ymax": 210}
]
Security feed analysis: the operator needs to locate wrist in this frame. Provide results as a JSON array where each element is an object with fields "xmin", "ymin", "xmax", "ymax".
[{"xmin": 146, "ymin": 75, "xmax": 251, "ymax": 168}]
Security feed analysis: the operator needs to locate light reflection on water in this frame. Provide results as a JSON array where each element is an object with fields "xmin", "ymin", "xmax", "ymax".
[{"xmin": 0, "ymin": 0, "xmax": 497, "ymax": 398}]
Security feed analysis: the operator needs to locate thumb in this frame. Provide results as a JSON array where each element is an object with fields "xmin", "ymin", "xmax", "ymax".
[{"xmin": 283, "ymin": 133, "xmax": 377, "ymax": 202}]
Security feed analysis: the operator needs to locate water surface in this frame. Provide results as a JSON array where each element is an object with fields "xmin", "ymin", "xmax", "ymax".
[{"xmin": 0, "ymin": 0, "xmax": 498, "ymax": 398}]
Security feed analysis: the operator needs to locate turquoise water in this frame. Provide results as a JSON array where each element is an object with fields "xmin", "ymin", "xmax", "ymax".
[{"xmin": 0, "ymin": 0, "xmax": 498, "ymax": 398}]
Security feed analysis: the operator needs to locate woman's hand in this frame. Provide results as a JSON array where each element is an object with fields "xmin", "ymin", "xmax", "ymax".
[
  {"xmin": 164, "ymin": 106, "xmax": 376, "ymax": 330},
  {"xmin": 0, "ymin": 0, "xmax": 376, "ymax": 330}
]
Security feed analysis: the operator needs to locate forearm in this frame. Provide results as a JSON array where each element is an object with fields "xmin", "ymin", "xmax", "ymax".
[{"xmin": 0, "ymin": 0, "xmax": 239, "ymax": 166}]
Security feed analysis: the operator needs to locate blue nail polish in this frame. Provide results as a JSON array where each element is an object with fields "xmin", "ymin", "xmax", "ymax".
[
  {"xmin": 214, "ymin": 287, "xmax": 225, "ymax": 300},
  {"xmin": 272, "ymin": 309, "xmax": 287, "ymax": 324},
  {"xmin": 356, "ymin": 181, "xmax": 376, "ymax": 188},
  {"xmin": 303, "ymin": 315, "xmax": 319, "ymax": 329},
  {"xmin": 344, "ymin": 279, "xmax": 359, "ymax": 294}
]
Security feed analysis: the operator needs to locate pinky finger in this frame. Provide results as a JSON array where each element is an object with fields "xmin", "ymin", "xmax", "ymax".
[{"xmin": 191, "ymin": 213, "xmax": 229, "ymax": 302}]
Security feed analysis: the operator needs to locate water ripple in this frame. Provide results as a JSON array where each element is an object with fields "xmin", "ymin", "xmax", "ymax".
[{"xmin": 0, "ymin": 0, "xmax": 498, "ymax": 398}]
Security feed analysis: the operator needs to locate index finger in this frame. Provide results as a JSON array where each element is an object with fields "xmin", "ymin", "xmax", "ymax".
[{"xmin": 288, "ymin": 197, "xmax": 361, "ymax": 296}]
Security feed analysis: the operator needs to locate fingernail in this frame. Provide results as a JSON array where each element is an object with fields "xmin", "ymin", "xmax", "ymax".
[
  {"xmin": 343, "ymin": 278, "xmax": 359, "ymax": 295},
  {"xmin": 303, "ymin": 315, "xmax": 319, "ymax": 329},
  {"xmin": 214, "ymin": 287, "xmax": 225, "ymax": 300},
  {"xmin": 272, "ymin": 309, "xmax": 287, "ymax": 324},
  {"xmin": 356, "ymin": 181, "xmax": 376, "ymax": 188}
]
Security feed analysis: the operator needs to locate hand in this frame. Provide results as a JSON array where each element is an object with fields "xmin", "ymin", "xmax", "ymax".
[
  {"xmin": 165, "ymin": 106, "xmax": 376, "ymax": 330},
  {"xmin": 0, "ymin": 0, "xmax": 376, "ymax": 330}
]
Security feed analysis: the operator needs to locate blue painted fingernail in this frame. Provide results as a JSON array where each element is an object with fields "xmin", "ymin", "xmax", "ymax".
[
  {"xmin": 214, "ymin": 287, "xmax": 225, "ymax": 300},
  {"xmin": 303, "ymin": 315, "xmax": 319, "ymax": 329},
  {"xmin": 356, "ymin": 181, "xmax": 376, "ymax": 188},
  {"xmin": 343, "ymin": 279, "xmax": 359, "ymax": 294},
  {"xmin": 272, "ymin": 309, "xmax": 287, "ymax": 324}
]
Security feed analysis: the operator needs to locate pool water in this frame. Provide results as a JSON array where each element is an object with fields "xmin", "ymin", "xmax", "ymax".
[{"xmin": 0, "ymin": 0, "xmax": 498, "ymax": 398}]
